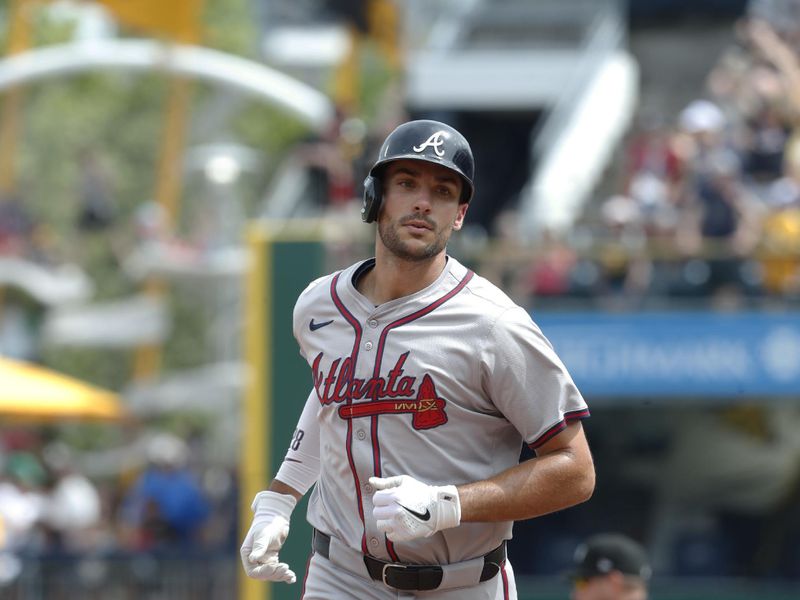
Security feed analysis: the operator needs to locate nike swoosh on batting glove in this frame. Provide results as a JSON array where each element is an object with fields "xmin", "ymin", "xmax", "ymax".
[
  {"xmin": 369, "ymin": 475, "xmax": 461, "ymax": 542},
  {"xmin": 240, "ymin": 491, "xmax": 298, "ymax": 583}
]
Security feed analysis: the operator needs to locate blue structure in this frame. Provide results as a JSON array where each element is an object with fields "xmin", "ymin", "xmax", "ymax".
[{"xmin": 536, "ymin": 312, "xmax": 800, "ymax": 400}]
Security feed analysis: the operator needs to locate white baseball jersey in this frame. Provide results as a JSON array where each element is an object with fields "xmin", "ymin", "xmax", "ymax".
[{"xmin": 288, "ymin": 255, "xmax": 589, "ymax": 566}]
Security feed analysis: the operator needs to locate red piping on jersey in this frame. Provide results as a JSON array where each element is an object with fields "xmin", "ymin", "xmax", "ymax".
[
  {"xmin": 329, "ymin": 272, "xmax": 368, "ymax": 554},
  {"xmin": 369, "ymin": 269, "xmax": 475, "ymax": 561},
  {"xmin": 501, "ymin": 559, "xmax": 510, "ymax": 598},
  {"xmin": 528, "ymin": 408, "xmax": 591, "ymax": 450},
  {"xmin": 299, "ymin": 551, "xmax": 313, "ymax": 598}
]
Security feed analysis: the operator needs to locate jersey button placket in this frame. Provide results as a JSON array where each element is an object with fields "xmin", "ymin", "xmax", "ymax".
[{"xmin": 358, "ymin": 318, "xmax": 381, "ymax": 552}]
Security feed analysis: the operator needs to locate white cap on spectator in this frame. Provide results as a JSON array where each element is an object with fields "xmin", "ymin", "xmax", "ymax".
[
  {"xmin": 146, "ymin": 432, "xmax": 189, "ymax": 468},
  {"xmin": 679, "ymin": 99, "xmax": 726, "ymax": 133},
  {"xmin": 601, "ymin": 195, "xmax": 642, "ymax": 226}
]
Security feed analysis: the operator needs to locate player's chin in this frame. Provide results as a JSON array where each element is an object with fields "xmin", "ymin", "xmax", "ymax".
[{"xmin": 395, "ymin": 240, "xmax": 442, "ymax": 262}]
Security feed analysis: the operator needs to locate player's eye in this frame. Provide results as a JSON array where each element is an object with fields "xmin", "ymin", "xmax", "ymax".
[
  {"xmin": 393, "ymin": 177, "xmax": 415, "ymax": 189},
  {"xmin": 435, "ymin": 185, "xmax": 455, "ymax": 198}
]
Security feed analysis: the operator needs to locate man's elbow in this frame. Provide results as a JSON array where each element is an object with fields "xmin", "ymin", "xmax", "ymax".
[
  {"xmin": 563, "ymin": 452, "xmax": 595, "ymax": 507},
  {"xmin": 570, "ymin": 438, "xmax": 596, "ymax": 505},
  {"xmin": 574, "ymin": 462, "xmax": 596, "ymax": 504}
]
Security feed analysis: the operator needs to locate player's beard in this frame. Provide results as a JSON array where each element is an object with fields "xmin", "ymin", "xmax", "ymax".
[{"xmin": 378, "ymin": 213, "xmax": 451, "ymax": 262}]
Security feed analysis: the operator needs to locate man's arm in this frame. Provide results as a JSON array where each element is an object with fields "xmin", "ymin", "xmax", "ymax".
[
  {"xmin": 241, "ymin": 389, "xmax": 320, "ymax": 583},
  {"xmin": 370, "ymin": 421, "xmax": 594, "ymax": 542},
  {"xmin": 270, "ymin": 388, "xmax": 321, "ymax": 497},
  {"xmin": 268, "ymin": 479, "xmax": 303, "ymax": 502},
  {"xmin": 458, "ymin": 421, "xmax": 595, "ymax": 522}
]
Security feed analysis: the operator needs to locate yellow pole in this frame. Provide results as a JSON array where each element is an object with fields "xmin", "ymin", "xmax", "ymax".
[
  {"xmin": 331, "ymin": 24, "xmax": 362, "ymax": 116},
  {"xmin": 155, "ymin": 77, "xmax": 194, "ymax": 226},
  {"xmin": 368, "ymin": 0, "xmax": 402, "ymax": 72},
  {"xmin": 331, "ymin": 0, "xmax": 403, "ymax": 116},
  {"xmin": 0, "ymin": 0, "xmax": 34, "ymax": 195},
  {"xmin": 240, "ymin": 226, "xmax": 272, "ymax": 600}
]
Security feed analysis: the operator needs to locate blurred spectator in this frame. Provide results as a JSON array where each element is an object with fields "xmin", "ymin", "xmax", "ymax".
[
  {"xmin": 40, "ymin": 442, "xmax": 102, "ymax": 552},
  {"xmin": 76, "ymin": 148, "xmax": 116, "ymax": 232},
  {"xmin": 0, "ymin": 449, "xmax": 48, "ymax": 584},
  {"xmin": 594, "ymin": 195, "xmax": 653, "ymax": 307},
  {"xmin": 0, "ymin": 291, "xmax": 41, "ymax": 361},
  {"xmin": 525, "ymin": 228, "xmax": 579, "ymax": 299},
  {"xmin": 738, "ymin": 17, "xmax": 800, "ymax": 165},
  {"xmin": 624, "ymin": 116, "xmax": 683, "ymax": 190},
  {"xmin": 758, "ymin": 177, "xmax": 800, "ymax": 295},
  {"xmin": 567, "ymin": 533, "xmax": 651, "ymax": 600},
  {"xmin": 740, "ymin": 102, "xmax": 791, "ymax": 186},
  {"xmin": 3, "ymin": 450, "xmax": 48, "ymax": 495},
  {"xmin": 622, "ymin": 118, "xmax": 683, "ymax": 240},
  {"xmin": 0, "ymin": 192, "xmax": 34, "ymax": 257},
  {"xmin": 293, "ymin": 112, "xmax": 366, "ymax": 213},
  {"xmin": 200, "ymin": 465, "xmax": 240, "ymax": 551},
  {"xmin": 119, "ymin": 433, "xmax": 210, "ymax": 551},
  {"xmin": 673, "ymin": 99, "xmax": 741, "ymax": 209}
]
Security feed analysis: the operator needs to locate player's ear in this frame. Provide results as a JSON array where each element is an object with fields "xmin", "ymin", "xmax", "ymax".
[{"xmin": 452, "ymin": 202, "xmax": 469, "ymax": 231}]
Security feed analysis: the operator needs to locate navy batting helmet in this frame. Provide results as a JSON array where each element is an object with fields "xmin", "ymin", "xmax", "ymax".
[{"xmin": 361, "ymin": 120, "xmax": 475, "ymax": 223}]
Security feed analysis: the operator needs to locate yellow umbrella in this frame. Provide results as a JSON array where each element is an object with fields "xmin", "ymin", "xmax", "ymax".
[{"xmin": 0, "ymin": 356, "xmax": 126, "ymax": 422}]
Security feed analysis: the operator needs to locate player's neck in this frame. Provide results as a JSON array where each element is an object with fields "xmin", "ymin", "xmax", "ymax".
[{"xmin": 359, "ymin": 250, "xmax": 447, "ymax": 305}]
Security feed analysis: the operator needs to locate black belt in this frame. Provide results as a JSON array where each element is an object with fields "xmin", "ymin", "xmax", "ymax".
[{"xmin": 312, "ymin": 528, "xmax": 506, "ymax": 591}]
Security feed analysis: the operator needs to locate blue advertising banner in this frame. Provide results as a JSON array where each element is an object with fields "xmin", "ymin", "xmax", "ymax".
[{"xmin": 535, "ymin": 312, "xmax": 800, "ymax": 398}]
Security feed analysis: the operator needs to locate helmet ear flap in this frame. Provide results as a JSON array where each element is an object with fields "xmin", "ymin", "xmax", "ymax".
[{"xmin": 361, "ymin": 174, "xmax": 382, "ymax": 223}]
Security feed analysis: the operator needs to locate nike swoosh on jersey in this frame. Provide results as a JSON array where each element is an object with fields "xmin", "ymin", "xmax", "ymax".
[
  {"xmin": 309, "ymin": 318, "xmax": 334, "ymax": 331},
  {"xmin": 399, "ymin": 503, "xmax": 431, "ymax": 521}
]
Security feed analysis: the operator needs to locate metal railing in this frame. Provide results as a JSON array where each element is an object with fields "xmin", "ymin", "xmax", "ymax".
[
  {"xmin": 4, "ymin": 551, "xmax": 237, "ymax": 600},
  {"xmin": 5, "ymin": 554, "xmax": 800, "ymax": 600}
]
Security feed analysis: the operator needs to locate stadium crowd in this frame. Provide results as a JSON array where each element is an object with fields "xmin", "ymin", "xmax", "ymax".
[{"xmin": 524, "ymin": 3, "xmax": 800, "ymax": 311}]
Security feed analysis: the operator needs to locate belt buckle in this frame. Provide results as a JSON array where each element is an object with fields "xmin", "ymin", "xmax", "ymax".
[{"xmin": 381, "ymin": 563, "xmax": 406, "ymax": 588}]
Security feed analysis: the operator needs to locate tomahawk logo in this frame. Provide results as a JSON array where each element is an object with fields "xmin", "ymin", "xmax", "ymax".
[
  {"xmin": 338, "ymin": 374, "xmax": 448, "ymax": 430},
  {"xmin": 413, "ymin": 131, "xmax": 447, "ymax": 157},
  {"xmin": 311, "ymin": 351, "xmax": 448, "ymax": 430}
]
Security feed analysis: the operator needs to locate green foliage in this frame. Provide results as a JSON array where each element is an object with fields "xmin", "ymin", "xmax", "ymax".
[
  {"xmin": 3, "ymin": 0, "xmax": 395, "ymax": 407},
  {"xmin": 4, "ymin": 0, "xmax": 314, "ymax": 394},
  {"xmin": 40, "ymin": 345, "xmax": 132, "ymax": 392},
  {"xmin": 202, "ymin": 0, "xmax": 260, "ymax": 57},
  {"xmin": 22, "ymin": 71, "xmax": 165, "ymax": 225},
  {"xmin": 161, "ymin": 284, "xmax": 211, "ymax": 372}
]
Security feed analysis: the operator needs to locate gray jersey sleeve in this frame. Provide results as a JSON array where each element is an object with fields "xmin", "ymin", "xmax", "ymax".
[
  {"xmin": 274, "ymin": 389, "xmax": 321, "ymax": 495},
  {"xmin": 481, "ymin": 306, "xmax": 588, "ymax": 448}
]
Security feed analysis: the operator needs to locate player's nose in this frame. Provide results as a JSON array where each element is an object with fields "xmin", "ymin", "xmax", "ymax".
[{"xmin": 411, "ymin": 188, "xmax": 434, "ymax": 213}]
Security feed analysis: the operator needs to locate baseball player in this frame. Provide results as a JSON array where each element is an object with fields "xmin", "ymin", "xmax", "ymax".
[
  {"xmin": 568, "ymin": 533, "xmax": 651, "ymax": 600},
  {"xmin": 241, "ymin": 119, "xmax": 595, "ymax": 599}
]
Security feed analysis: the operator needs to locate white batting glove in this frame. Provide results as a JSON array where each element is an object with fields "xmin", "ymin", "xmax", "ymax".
[
  {"xmin": 369, "ymin": 475, "xmax": 461, "ymax": 542},
  {"xmin": 240, "ymin": 491, "xmax": 298, "ymax": 583}
]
